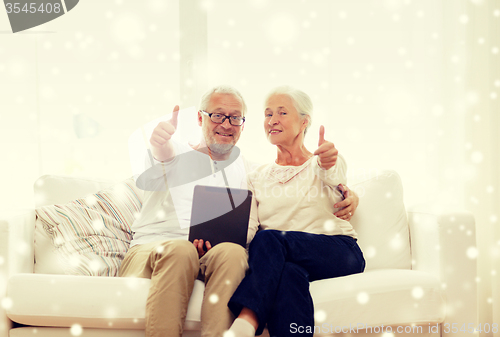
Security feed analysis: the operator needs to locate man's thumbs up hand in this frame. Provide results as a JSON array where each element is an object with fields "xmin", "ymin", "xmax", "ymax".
[
  {"xmin": 150, "ymin": 105, "xmax": 180, "ymax": 162},
  {"xmin": 169, "ymin": 105, "xmax": 179, "ymax": 129},
  {"xmin": 151, "ymin": 105, "xmax": 179, "ymax": 148},
  {"xmin": 313, "ymin": 125, "xmax": 338, "ymax": 170}
]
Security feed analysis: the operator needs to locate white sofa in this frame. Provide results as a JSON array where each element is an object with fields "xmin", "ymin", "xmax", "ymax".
[{"xmin": 0, "ymin": 170, "xmax": 478, "ymax": 337}]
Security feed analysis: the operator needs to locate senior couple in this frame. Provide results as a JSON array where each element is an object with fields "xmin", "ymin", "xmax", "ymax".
[{"xmin": 119, "ymin": 85, "xmax": 365, "ymax": 337}]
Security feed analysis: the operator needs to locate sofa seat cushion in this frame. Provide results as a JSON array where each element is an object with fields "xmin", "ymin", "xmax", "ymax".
[
  {"xmin": 6, "ymin": 274, "xmax": 204, "ymax": 330},
  {"xmin": 10, "ymin": 327, "xmax": 149, "ymax": 337},
  {"xmin": 7, "ymin": 270, "xmax": 444, "ymax": 331},
  {"xmin": 310, "ymin": 269, "xmax": 445, "ymax": 329}
]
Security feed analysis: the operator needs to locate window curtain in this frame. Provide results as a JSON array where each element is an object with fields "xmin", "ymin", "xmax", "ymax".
[{"xmin": 460, "ymin": 0, "xmax": 500, "ymax": 333}]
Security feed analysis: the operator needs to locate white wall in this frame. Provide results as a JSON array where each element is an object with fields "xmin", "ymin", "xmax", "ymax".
[
  {"xmin": 206, "ymin": 0, "xmax": 454, "ymax": 209},
  {"xmin": 0, "ymin": 0, "xmax": 180, "ymax": 209}
]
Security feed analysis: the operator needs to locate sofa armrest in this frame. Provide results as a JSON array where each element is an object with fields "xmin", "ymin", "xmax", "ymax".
[
  {"xmin": 0, "ymin": 208, "xmax": 36, "ymax": 337},
  {"xmin": 408, "ymin": 207, "xmax": 477, "ymax": 336},
  {"xmin": 0, "ymin": 209, "xmax": 36, "ymax": 276}
]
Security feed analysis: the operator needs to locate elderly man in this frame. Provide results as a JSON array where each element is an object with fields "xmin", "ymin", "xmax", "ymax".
[
  {"xmin": 120, "ymin": 85, "xmax": 254, "ymax": 337},
  {"xmin": 120, "ymin": 85, "xmax": 358, "ymax": 337}
]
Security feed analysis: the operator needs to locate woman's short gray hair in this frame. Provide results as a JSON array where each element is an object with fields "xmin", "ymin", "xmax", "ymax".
[
  {"xmin": 199, "ymin": 85, "xmax": 247, "ymax": 115},
  {"xmin": 265, "ymin": 85, "xmax": 313, "ymax": 135}
]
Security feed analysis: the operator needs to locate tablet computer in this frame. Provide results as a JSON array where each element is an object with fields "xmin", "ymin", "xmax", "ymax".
[{"xmin": 188, "ymin": 185, "xmax": 252, "ymax": 249}]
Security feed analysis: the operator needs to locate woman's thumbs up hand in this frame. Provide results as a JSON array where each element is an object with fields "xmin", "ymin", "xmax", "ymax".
[{"xmin": 313, "ymin": 125, "xmax": 338, "ymax": 170}]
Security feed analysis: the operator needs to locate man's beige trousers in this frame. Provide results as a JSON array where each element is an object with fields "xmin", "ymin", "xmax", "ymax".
[{"xmin": 119, "ymin": 240, "xmax": 248, "ymax": 337}]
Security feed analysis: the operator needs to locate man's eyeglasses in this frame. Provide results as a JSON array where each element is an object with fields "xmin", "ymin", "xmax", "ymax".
[{"xmin": 200, "ymin": 110, "xmax": 246, "ymax": 126}]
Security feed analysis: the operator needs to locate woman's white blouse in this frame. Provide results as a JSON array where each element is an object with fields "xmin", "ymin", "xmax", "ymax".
[{"xmin": 247, "ymin": 154, "xmax": 357, "ymax": 242}]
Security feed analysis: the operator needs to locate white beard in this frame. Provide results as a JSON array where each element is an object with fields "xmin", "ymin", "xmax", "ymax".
[
  {"xmin": 208, "ymin": 142, "xmax": 234, "ymax": 155},
  {"xmin": 202, "ymin": 128, "xmax": 236, "ymax": 155}
]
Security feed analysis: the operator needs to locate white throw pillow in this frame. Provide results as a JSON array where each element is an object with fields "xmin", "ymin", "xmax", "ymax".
[{"xmin": 35, "ymin": 178, "xmax": 142, "ymax": 276}]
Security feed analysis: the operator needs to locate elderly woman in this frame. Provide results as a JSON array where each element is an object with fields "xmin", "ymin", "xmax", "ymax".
[{"xmin": 226, "ymin": 86, "xmax": 365, "ymax": 337}]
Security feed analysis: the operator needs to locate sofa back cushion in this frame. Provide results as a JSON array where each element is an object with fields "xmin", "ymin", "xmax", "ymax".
[
  {"xmin": 34, "ymin": 175, "xmax": 143, "ymax": 207},
  {"xmin": 349, "ymin": 170, "xmax": 411, "ymax": 270},
  {"xmin": 34, "ymin": 177, "xmax": 142, "ymax": 276},
  {"xmin": 33, "ymin": 170, "xmax": 410, "ymax": 275}
]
